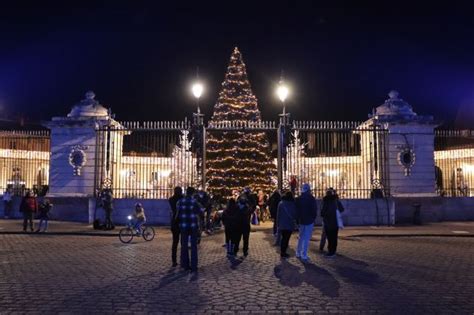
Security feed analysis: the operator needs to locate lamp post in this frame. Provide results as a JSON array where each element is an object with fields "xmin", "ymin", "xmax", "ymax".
[
  {"xmin": 277, "ymin": 80, "xmax": 289, "ymax": 118},
  {"xmin": 191, "ymin": 81, "xmax": 206, "ymax": 189},
  {"xmin": 276, "ymin": 79, "xmax": 290, "ymax": 191},
  {"xmin": 192, "ymin": 82, "xmax": 204, "ymax": 113}
]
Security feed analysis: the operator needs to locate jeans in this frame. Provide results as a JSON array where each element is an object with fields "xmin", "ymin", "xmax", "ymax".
[
  {"xmin": 133, "ymin": 218, "xmax": 145, "ymax": 232},
  {"xmin": 37, "ymin": 219, "xmax": 48, "ymax": 232},
  {"xmin": 280, "ymin": 230, "xmax": 292, "ymax": 255},
  {"xmin": 171, "ymin": 227, "xmax": 180, "ymax": 264},
  {"xmin": 325, "ymin": 227, "xmax": 339, "ymax": 255},
  {"xmin": 180, "ymin": 228, "xmax": 198, "ymax": 271},
  {"xmin": 297, "ymin": 223, "xmax": 314, "ymax": 258}
]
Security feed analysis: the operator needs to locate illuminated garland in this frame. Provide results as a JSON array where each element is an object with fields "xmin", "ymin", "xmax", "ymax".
[{"xmin": 206, "ymin": 47, "xmax": 277, "ymax": 197}]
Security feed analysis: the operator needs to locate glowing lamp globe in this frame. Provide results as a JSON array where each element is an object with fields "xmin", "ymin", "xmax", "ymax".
[
  {"xmin": 192, "ymin": 83, "xmax": 204, "ymax": 99},
  {"xmin": 277, "ymin": 84, "xmax": 289, "ymax": 102}
]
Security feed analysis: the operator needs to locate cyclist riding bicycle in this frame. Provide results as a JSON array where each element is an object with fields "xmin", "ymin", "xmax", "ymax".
[{"xmin": 132, "ymin": 203, "xmax": 146, "ymax": 235}]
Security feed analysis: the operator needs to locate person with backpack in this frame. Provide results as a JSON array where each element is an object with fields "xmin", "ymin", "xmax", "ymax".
[
  {"xmin": 168, "ymin": 186, "xmax": 183, "ymax": 267},
  {"xmin": 20, "ymin": 190, "xmax": 38, "ymax": 232},
  {"xmin": 321, "ymin": 188, "xmax": 345, "ymax": 258},
  {"xmin": 295, "ymin": 183, "xmax": 318, "ymax": 261},
  {"xmin": 36, "ymin": 198, "xmax": 52, "ymax": 233},
  {"xmin": 277, "ymin": 191, "xmax": 297, "ymax": 258}
]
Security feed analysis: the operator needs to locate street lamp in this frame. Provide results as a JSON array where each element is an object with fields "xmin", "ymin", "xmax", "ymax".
[
  {"xmin": 277, "ymin": 82, "xmax": 289, "ymax": 108},
  {"xmin": 276, "ymin": 79, "xmax": 290, "ymax": 121},
  {"xmin": 192, "ymin": 82, "xmax": 204, "ymax": 113}
]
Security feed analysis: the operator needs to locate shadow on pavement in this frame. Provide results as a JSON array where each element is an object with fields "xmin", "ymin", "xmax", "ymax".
[
  {"xmin": 274, "ymin": 259, "xmax": 340, "ymax": 297},
  {"xmin": 155, "ymin": 268, "xmax": 190, "ymax": 289},
  {"xmin": 330, "ymin": 255, "xmax": 380, "ymax": 286},
  {"xmin": 227, "ymin": 255, "xmax": 243, "ymax": 270}
]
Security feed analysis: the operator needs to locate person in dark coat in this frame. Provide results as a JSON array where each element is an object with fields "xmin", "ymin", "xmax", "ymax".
[
  {"xmin": 320, "ymin": 188, "xmax": 344, "ymax": 257},
  {"xmin": 295, "ymin": 183, "xmax": 317, "ymax": 261},
  {"xmin": 234, "ymin": 189, "xmax": 253, "ymax": 257},
  {"xmin": 222, "ymin": 198, "xmax": 240, "ymax": 256},
  {"xmin": 168, "ymin": 186, "xmax": 183, "ymax": 267},
  {"xmin": 101, "ymin": 189, "xmax": 114, "ymax": 230},
  {"xmin": 20, "ymin": 190, "xmax": 38, "ymax": 232},
  {"xmin": 268, "ymin": 190, "xmax": 281, "ymax": 225},
  {"xmin": 176, "ymin": 187, "xmax": 202, "ymax": 272},
  {"xmin": 277, "ymin": 191, "xmax": 297, "ymax": 258}
]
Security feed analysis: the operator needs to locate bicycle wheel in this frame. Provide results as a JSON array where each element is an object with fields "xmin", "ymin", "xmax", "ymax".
[
  {"xmin": 142, "ymin": 226, "xmax": 155, "ymax": 241},
  {"xmin": 119, "ymin": 228, "xmax": 134, "ymax": 243}
]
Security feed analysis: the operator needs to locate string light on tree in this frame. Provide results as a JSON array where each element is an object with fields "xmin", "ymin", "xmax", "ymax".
[{"xmin": 206, "ymin": 47, "xmax": 276, "ymax": 197}]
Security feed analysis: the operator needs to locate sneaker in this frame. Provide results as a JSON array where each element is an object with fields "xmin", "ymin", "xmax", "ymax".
[
  {"xmin": 280, "ymin": 253, "xmax": 290, "ymax": 258},
  {"xmin": 324, "ymin": 253, "xmax": 336, "ymax": 258},
  {"xmin": 302, "ymin": 256, "xmax": 310, "ymax": 262}
]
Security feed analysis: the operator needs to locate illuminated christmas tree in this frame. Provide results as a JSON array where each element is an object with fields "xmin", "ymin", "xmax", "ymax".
[{"xmin": 206, "ymin": 47, "xmax": 276, "ymax": 197}]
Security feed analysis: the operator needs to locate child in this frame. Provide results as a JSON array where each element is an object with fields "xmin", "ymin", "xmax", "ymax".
[
  {"xmin": 36, "ymin": 199, "xmax": 52, "ymax": 233},
  {"xmin": 133, "ymin": 203, "xmax": 146, "ymax": 234}
]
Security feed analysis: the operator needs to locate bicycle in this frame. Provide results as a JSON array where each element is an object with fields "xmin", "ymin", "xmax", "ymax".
[{"xmin": 119, "ymin": 215, "xmax": 155, "ymax": 243}]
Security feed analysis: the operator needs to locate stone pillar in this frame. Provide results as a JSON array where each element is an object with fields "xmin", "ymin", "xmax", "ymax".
[
  {"xmin": 361, "ymin": 91, "xmax": 439, "ymax": 196},
  {"xmin": 44, "ymin": 91, "xmax": 122, "ymax": 197}
]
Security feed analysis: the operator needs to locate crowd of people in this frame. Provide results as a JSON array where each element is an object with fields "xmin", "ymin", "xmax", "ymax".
[
  {"xmin": 168, "ymin": 184, "xmax": 345, "ymax": 273},
  {"xmin": 3, "ymin": 183, "xmax": 344, "ymax": 271}
]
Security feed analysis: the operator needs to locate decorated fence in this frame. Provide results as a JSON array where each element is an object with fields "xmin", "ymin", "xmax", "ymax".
[{"xmin": 0, "ymin": 130, "xmax": 50, "ymax": 196}]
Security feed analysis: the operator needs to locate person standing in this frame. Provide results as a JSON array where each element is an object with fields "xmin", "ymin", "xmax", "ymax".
[
  {"xmin": 321, "ymin": 188, "xmax": 345, "ymax": 258},
  {"xmin": 36, "ymin": 199, "xmax": 52, "ymax": 233},
  {"xmin": 268, "ymin": 190, "xmax": 281, "ymax": 236},
  {"xmin": 101, "ymin": 189, "xmax": 114, "ymax": 230},
  {"xmin": 257, "ymin": 190, "xmax": 267, "ymax": 222},
  {"xmin": 222, "ymin": 198, "xmax": 240, "ymax": 256},
  {"xmin": 176, "ymin": 187, "xmax": 202, "ymax": 272},
  {"xmin": 3, "ymin": 188, "xmax": 13, "ymax": 219},
  {"xmin": 235, "ymin": 189, "xmax": 253, "ymax": 257},
  {"xmin": 20, "ymin": 190, "xmax": 38, "ymax": 232},
  {"xmin": 295, "ymin": 184, "xmax": 318, "ymax": 261},
  {"xmin": 168, "ymin": 187, "xmax": 183, "ymax": 267},
  {"xmin": 277, "ymin": 191, "xmax": 297, "ymax": 258}
]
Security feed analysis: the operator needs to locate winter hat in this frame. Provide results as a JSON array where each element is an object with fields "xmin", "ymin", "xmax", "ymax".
[{"xmin": 301, "ymin": 183, "xmax": 311, "ymax": 193}]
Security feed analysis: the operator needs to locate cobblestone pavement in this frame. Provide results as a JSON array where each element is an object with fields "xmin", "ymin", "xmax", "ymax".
[{"xmin": 0, "ymin": 228, "xmax": 473, "ymax": 314}]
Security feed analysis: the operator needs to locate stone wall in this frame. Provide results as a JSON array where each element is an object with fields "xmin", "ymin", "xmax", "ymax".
[
  {"xmin": 394, "ymin": 197, "xmax": 474, "ymax": 223},
  {"xmin": 386, "ymin": 125, "xmax": 437, "ymax": 196}
]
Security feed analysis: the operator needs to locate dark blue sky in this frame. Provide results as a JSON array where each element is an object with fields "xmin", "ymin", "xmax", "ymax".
[{"xmin": 1, "ymin": 1, "xmax": 474, "ymax": 127}]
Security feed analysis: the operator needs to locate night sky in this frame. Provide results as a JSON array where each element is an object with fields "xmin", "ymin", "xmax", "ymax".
[{"xmin": 1, "ymin": 2, "xmax": 474, "ymax": 127}]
